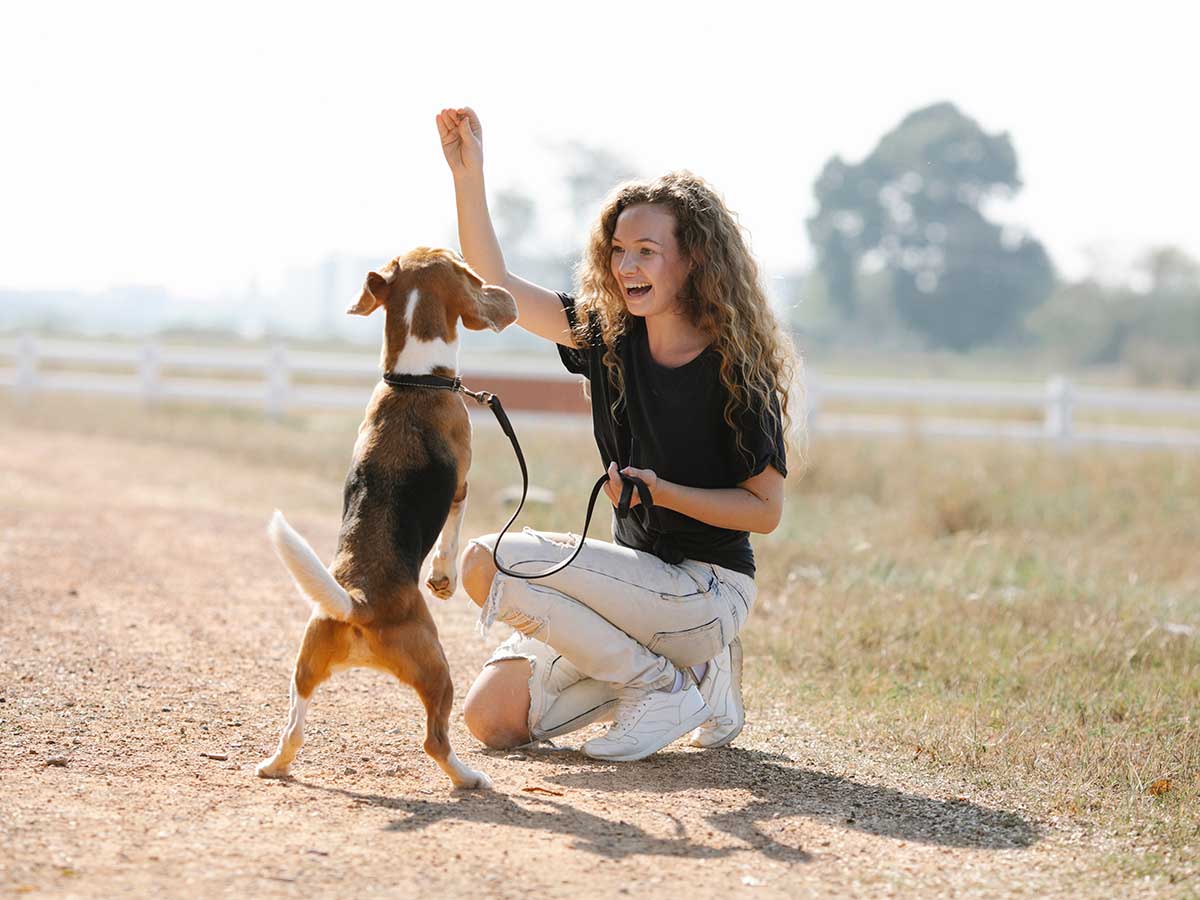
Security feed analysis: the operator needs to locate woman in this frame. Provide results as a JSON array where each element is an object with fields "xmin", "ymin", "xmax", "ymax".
[{"xmin": 436, "ymin": 106, "xmax": 797, "ymax": 762}]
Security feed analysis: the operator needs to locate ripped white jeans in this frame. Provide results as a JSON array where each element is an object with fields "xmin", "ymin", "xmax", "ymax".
[{"xmin": 470, "ymin": 528, "xmax": 756, "ymax": 741}]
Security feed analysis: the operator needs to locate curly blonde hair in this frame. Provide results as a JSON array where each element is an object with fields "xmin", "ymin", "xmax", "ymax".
[{"xmin": 573, "ymin": 170, "xmax": 802, "ymax": 467}]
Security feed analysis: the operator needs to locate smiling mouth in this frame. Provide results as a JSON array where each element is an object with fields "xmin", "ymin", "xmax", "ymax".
[{"xmin": 625, "ymin": 283, "xmax": 652, "ymax": 297}]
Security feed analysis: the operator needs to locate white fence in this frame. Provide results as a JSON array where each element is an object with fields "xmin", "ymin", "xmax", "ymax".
[{"xmin": 2, "ymin": 335, "xmax": 1199, "ymax": 449}]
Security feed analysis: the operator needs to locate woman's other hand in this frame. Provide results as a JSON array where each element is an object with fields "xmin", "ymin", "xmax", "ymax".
[
  {"xmin": 437, "ymin": 106, "xmax": 484, "ymax": 180},
  {"xmin": 604, "ymin": 461, "xmax": 658, "ymax": 509}
]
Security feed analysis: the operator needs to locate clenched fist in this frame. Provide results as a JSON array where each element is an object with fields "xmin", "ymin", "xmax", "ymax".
[{"xmin": 436, "ymin": 106, "xmax": 484, "ymax": 180}]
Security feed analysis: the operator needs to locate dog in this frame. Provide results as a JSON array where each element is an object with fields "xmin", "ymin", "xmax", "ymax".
[{"xmin": 256, "ymin": 247, "xmax": 517, "ymax": 789}]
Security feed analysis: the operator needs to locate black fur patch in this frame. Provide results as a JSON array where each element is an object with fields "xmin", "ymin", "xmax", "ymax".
[{"xmin": 338, "ymin": 431, "xmax": 458, "ymax": 585}]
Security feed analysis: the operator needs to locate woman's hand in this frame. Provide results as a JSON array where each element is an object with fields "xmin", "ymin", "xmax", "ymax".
[
  {"xmin": 604, "ymin": 461, "xmax": 658, "ymax": 510},
  {"xmin": 436, "ymin": 106, "xmax": 484, "ymax": 180}
]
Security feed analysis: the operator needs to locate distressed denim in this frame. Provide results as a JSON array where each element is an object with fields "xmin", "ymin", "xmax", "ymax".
[{"xmin": 470, "ymin": 528, "xmax": 756, "ymax": 740}]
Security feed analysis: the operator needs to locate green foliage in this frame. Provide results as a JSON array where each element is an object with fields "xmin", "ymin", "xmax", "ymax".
[
  {"xmin": 807, "ymin": 102, "xmax": 1055, "ymax": 349},
  {"xmin": 1028, "ymin": 246, "xmax": 1200, "ymax": 385}
]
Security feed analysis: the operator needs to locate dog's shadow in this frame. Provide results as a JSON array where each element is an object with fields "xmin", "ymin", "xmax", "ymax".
[{"xmin": 292, "ymin": 747, "xmax": 1037, "ymax": 862}]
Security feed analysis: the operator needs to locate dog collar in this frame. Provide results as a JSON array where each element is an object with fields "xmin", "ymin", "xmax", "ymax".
[{"xmin": 381, "ymin": 372, "xmax": 493, "ymax": 406}]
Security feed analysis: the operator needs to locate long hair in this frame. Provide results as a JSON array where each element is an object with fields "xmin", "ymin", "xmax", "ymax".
[{"xmin": 573, "ymin": 170, "xmax": 803, "ymax": 467}]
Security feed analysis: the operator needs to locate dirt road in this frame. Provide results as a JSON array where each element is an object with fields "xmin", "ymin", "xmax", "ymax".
[{"xmin": 0, "ymin": 425, "xmax": 1124, "ymax": 897}]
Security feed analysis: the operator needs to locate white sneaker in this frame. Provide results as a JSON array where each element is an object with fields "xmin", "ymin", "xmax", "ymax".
[
  {"xmin": 582, "ymin": 682, "xmax": 709, "ymax": 762},
  {"xmin": 689, "ymin": 637, "xmax": 744, "ymax": 748}
]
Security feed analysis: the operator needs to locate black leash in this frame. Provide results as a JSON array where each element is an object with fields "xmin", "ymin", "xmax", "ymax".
[{"xmin": 382, "ymin": 373, "xmax": 650, "ymax": 580}]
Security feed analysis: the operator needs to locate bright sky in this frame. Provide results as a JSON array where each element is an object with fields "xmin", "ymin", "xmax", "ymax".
[{"xmin": 2, "ymin": 0, "xmax": 1196, "ymax": 297}]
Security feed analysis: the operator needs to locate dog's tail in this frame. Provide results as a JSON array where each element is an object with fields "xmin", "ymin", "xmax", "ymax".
[{"xmin": 267, "ymin": 510, "xmax": 355, "ymax": 621}]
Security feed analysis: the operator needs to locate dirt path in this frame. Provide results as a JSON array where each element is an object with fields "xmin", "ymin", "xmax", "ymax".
[{"xmin": 0, "ymin": 426, "xmax": 1124, "ymax": 898}]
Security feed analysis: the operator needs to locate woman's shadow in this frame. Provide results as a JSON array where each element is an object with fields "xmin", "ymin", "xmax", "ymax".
[
  {"xmin": 295, "ymin": 746, "xmax": 1037, "ymax": 863},
  {"xmin": 543, "ymin": 747, "xmax": 1037, "ymax": 860}
]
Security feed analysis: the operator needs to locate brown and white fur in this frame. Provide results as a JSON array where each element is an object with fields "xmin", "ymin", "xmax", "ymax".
[{"xmin": 256, "ymin": 247, "xmax": 517, "ymax": 790}]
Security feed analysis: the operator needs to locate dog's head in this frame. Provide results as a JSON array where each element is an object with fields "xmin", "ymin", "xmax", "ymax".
[{"xmin": 347, "ymin": 247, "xmax": 518, "ymax": 374}]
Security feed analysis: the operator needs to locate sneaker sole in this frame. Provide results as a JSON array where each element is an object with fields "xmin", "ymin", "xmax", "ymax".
[
  {"xmin": 692, "ymin": 638, "xmax": 744, "ymax": 749},
  {"xmin": 582, "ymin": 704, "xmax": 712, "ymax": 762}
]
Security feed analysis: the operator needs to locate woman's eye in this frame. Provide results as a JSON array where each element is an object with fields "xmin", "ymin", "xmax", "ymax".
[
  {"xmin": 611, "ymin": 246, "xmax": 623, "ymax": 254},
  {"xmin": 640, "ymin": 248, "xmax": 654, "ymax": 256}
]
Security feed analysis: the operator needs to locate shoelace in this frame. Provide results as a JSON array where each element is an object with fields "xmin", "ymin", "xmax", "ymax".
[{"xmin": 608, "ymin": 694, "xmax": 653, "ymax": 734}]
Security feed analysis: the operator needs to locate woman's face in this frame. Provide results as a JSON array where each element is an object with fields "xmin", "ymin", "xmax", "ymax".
[{"xmin": 609, "ymin": 204, "xmax": 692, "ymax": 318}]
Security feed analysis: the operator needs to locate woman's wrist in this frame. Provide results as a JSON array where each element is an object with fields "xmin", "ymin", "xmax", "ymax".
[
  {"xmin": 453, "ymin": 169, "xmax": 485, "ymax": 192},
  {"xmin": 651, "ymin": 477, "xmax": 679, "ymax": 510}
]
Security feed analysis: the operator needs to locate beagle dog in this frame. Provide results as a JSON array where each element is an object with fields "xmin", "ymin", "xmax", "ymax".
[{"xmin": 257, "ymin": 247, "xmax": 517, "ymax": 790}]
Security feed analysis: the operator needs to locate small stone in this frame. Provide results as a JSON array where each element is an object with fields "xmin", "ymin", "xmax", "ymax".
[
  {"xmin": 506, "ymin": 753, "xmax": 528, "ymax": 761},
  {"xmin": 343, "ymin": 767, "xmax": 357, "ymax": 776},
  {"xmin": 46, "ymin": 757, "xmax": 69, "ymax": 767}
]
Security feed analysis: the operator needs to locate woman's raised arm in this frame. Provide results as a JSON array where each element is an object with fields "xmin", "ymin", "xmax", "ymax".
[{"xmin": 437, "ymin": 106, "xmax": 576, "ymax": 348}]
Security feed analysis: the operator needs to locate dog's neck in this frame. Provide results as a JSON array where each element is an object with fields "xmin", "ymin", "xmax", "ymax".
[{"xmin": 382, "ymin": 288, "xmax": 460, "ymax": 376}]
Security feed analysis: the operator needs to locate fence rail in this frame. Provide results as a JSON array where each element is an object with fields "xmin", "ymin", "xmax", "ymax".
[{"xmin": 2, "ymin": 336, "xmax": 1198, "ymax": 449}]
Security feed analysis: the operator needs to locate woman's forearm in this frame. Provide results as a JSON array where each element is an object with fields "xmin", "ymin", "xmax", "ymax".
[
  {"xmin": 453, "ymin": 173, "xmax": 508, "ymax": 285},
  {"xmin": 654, "ymin": 479, "xmax": 781, "ymax": 534}
]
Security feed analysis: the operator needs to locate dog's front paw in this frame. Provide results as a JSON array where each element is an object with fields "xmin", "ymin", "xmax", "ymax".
[
  {"xmin": 426, "ymin": 566, "xmax": 457, "ymax": 600},
  {"xmin": 256, "ymin": 758, "xmax": 291, "ymax": 779},
  {"xmin": 452, "ymin": 768, "xmax": 493, "ymax": 790}
]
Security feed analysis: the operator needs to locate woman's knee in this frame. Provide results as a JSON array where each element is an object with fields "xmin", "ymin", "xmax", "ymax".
[
  {"xmin": 461, "ymin": 539, "xmax": 498, "ymax": 608},
  {"xmin": 462, "ymin": 660, "xmax": 532, "ymax": 749}
]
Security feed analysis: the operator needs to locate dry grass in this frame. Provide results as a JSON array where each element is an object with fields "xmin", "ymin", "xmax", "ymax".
[
  {"xmin": 2, "ymin": 392, "xmax": 1198, "ymax": 884},
  {"xmin": 753, "ymin": 436, "xmax": 1200, "ymax": 883}
]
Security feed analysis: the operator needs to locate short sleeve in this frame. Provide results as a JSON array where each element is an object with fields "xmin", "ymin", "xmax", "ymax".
[
  {"xmin": 730, "ymin": 389, "xmax": 788, "ymax": 482},
  {"xmin": 555, "ymin": 292, "xmax": 592, "ymax": 376}
]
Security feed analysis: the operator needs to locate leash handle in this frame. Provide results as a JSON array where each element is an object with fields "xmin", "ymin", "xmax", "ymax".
[{"xmin": 615, "ymin": 473, "xmax": 652, "ymax": 520}]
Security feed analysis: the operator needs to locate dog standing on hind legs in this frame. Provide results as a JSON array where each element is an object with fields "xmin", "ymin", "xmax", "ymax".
[{"xmin": 257, "ymin": 247, "xmax": 517, "ymax": 790}]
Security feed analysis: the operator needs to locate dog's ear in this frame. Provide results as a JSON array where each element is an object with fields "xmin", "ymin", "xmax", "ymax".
[
  {"xmin": 450, "ymin": 259, "xmax": 518, "ymax": 332},
  {"xmin": 346, "ymin": 270, "xmax": 391, "ymax": 316},
  {"xmin": 460, "ymin": 284, "xmax": 518, "ymax": 332}
]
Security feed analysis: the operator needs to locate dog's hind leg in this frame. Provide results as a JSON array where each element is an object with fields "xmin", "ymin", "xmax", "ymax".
[
  {"xmin": 378, "ymin": 620, "xmax": 492, "ymax": 790},
  {"xmin": 426, "ymin": 481, "xmax": 468, "ymax": 600},
  {"xmin": 257, "ymin": 615, "xmax": 346, "ymax": 779}
]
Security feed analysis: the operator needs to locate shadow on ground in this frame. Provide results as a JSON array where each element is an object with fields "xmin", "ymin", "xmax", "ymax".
[{"xmin": 293, "ymin": 747, "xmax": 1037, "ymax": 862}]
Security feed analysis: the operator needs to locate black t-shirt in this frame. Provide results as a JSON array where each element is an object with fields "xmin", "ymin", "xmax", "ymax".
[{"xmin": 556, "ymin": 292, "xmax": 787, "ymax": 577}]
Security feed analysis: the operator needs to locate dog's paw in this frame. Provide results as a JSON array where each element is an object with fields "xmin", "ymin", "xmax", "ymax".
[
  {"xmin": 425, "ymin": 569, "xmax": 456, "ymax": 600},
  {"xmin": 256, "ymin": 759, "xmax": 290, "ymax": 779},
  {"xmin": 452, "ymin": 768, "xmax": 493, "ymax": 790}
]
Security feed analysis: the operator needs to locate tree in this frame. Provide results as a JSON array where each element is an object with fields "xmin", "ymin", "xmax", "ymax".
[
  {"xmin": 561, "ymin": 141, "xmax": 640, "ymax": 234},
  {"xmin": 1139, "ymin": 245, "xmax": 1200, "ymax": 295},
  {"xmin": 1027, "ymin": 245, "xmax": 1200, "ymax": 385},
  {"xmin": 807, "ymin": 102, "xmax": 1054, "ymax": 350}
]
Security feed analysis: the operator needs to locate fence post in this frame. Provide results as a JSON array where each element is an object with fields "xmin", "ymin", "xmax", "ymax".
[
  {"xmin": 140, "ymin": 340, "xmax": 162, "ymax": 407},
  {"xmin": 1044, "ymin": 375, "xmax": 1074, "ymax": 446},
  {"xmin": 14, "ymin": 333, "xmax": 38, "ymax": 403},
  {"xmin": 266, "ymin": 341, "xmax": 290, "ymax": 419}
]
